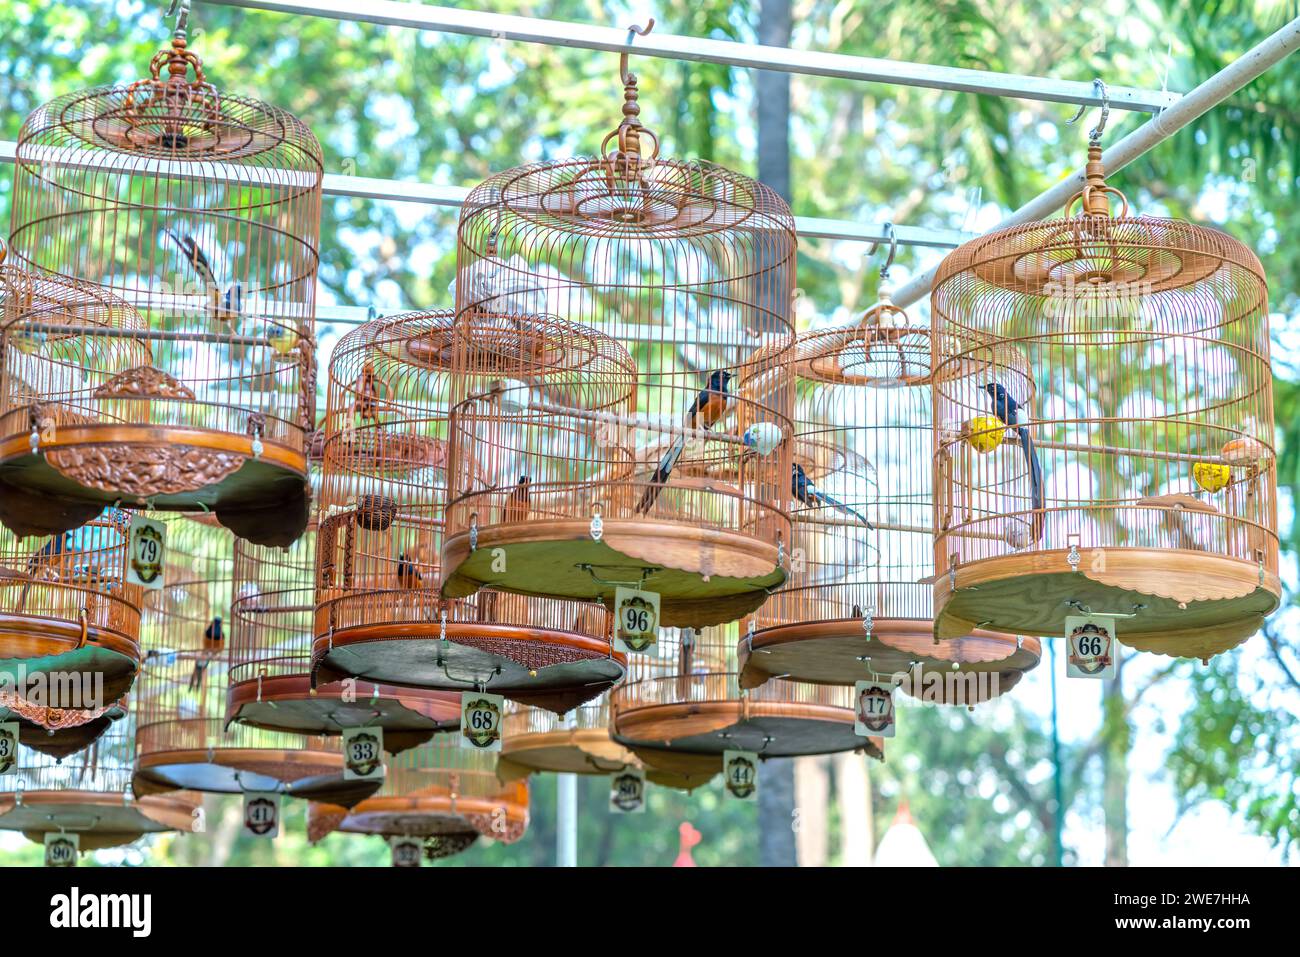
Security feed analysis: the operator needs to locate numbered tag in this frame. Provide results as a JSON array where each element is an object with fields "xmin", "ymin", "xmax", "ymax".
[
  {"xmin": 614, "ymin": 586, "xmax": 660, "ymax": 654},
  {"xmin": 125, "ymin": 515, "xmax": 166, "ymax": 590},
  {"xmin": 460, "ymin": 691, "xmax": 504, "ymax": 751},
  {"xmin": 0, "ymin": 721, "xmax": 18, "ymax": 775},
  {"xmin": 854, "ymin": 681, "xmax": 896, "ymax": 738},
  {"xmin": 390, "ymin": 836, "xmax": 423, "ymax": 868},
  {"xmin": 44, "ymin": 832, "xmax": 78, "ymax": 867},
  {"xmin": 722, "ymin": 750, "xmax": 759, "ymax": 800},
  {"xmin": 609, "ymin": 767, "xmax": 647, "ymax": 814},
  {"xmin": 1065, "ymin": 615, "xmax": 1118, "ymax": 679},
  {"xmin": 343, "ymin": 726, "xmax": 385, "ymax": 781},
  {"xmin": 242, "ymin": 791, "xmax": 281, "ymax": 838}
]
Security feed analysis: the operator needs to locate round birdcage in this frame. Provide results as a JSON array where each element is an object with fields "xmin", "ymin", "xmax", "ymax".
[
  {"xmin": 227, "ymin": 522, "xmax": 460, "ymax": 748},
  {"xmin": 0, "ymin": 710, "xmax": 200, "ymax": 851},
  {"xmin": 438, "ymin": 59, "xmax": 796, "ymax": 630},
  {"xmin": 931, "ymin": 144, "xmax": 1278, "ymax": 660},
  {"xmin": 499, "ymin": 696, "xmax": 638, "ymax": 779},
  {"xmin": 306, "ymin": 738, "xmax": 529, "ymax": 853},
  {"xmin": 609, "ymin": 624, "xmax": 881, "ymax": 784},
  {"xmin": 739, "ymin": 311, "xmax": 1040, "ymax": 703},
  {"xmin": 132, "ymin": 517, "xmax": 380, "ymax": 809},
  {"xmin": 0, "ymin": 30, "xmax": 322, "ymax": 548},
  {"xmin": 312, "ymin": 310, "xmax": 624, "ymax": 714}
]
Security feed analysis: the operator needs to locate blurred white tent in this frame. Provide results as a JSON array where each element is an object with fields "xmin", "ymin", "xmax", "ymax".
[{"xmin": 874, "ymin": 800, "xmax": 938, "ymax": 867}]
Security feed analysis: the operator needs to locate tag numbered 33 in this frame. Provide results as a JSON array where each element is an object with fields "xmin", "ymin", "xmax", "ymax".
[
  {"xmin": 460, "ymin": 691, "xmax": 504, "ymax": 751},
  {"xmin": 0, "ymin": 721, "xmax": 18, "ymax": 775},
  {"xmin": 343, "ymin": 726, "xmax": 385, "ymax": 781},
  {"xmin": 614, "ymin": 586, "xmax": 660, "ymax": 654}
]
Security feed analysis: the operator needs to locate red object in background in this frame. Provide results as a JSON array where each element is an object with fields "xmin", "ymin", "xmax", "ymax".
[{"xmin": 674, "ymin": 821, "xmax": 701, "ymax": 867}]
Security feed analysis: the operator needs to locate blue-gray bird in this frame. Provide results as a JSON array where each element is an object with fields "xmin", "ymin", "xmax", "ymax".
[
  {"xmin": 983, "ymin": 382, "xmax": 1044, "ymax": 541},
  {"xmin": 792, "ymin": 463, "xmax": 873, "ymax": 528}
]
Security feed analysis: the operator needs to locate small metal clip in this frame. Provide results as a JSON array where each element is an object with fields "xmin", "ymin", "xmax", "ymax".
[
  {"xmin": 440, "ymin": 609, "xmax": 448, "ymax": 643},
  {"xmin": 777, "ymin": 534, "xmax": 785, "ymax": 569},
  {"xmin": 469, "ymin": 513, "xmax": 479, "ymax": 551},
  {"xmin": 590, "ymin": 504, "xmax": 604, "ymax": 542},
  {"xmin": 29, "ymin": 424, "xmax": 39, "ymax": 455},
  {"xmin": 1066, "ymin": 534, "xmax": 1081, "ymax": 572}
]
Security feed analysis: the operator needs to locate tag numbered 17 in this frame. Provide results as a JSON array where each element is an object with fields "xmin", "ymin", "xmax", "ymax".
[
  {"xmin": 853, "ymin": 681, "xmax": 896, "ymax": 738},
  {"xmin": 614, "ymin": 585, "xmax": 660, "ymax": 654}
]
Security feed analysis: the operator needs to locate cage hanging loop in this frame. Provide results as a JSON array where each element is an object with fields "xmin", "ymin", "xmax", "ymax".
[
  {"xmin": 166, "ymin": 0, "xmax": 190, "ymax": 43},
  {"xmin": 867, "ymin": 222, "xmax": 898, "ymax": 283},
  {"xmin": 1067, "ymin": 78, "xmax": 1110, "ymax": 147},
  {"xmin": 603, "ymin": 19, "xmax": 661, "ymax": 176}
]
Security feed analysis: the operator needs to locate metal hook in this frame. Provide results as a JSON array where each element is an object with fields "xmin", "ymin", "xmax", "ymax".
[
  {"xmin": 1067, "ymin": 78, "xmax": 1110, "ymax": 145},
  {"xmin": 866, "ymin": 222, "xmax": 898, "ymax": 280},
  {"xmin": 619, "ymin": 18, "xmax": 656, "ymax": 85},
  {"xmin": 165, "ymin": 0, "xmax": 190, "ymax": 41}
]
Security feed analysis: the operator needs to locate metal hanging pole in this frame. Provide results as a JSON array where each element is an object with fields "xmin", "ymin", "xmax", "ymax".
[
  {"xmin": 891, "ymin": 14, "xmax": 1300, "ymax": 310},
  {"xmin": 557, "ymin": 708, "xmax": 578, "ymax": 867},
  {"xmin": 203, "ymin": 0, "xmax": 1178, "ymax": 111},
  {"xmin": 1048, "ymin": 640, "xmax": 1063, "ymax": 867}
]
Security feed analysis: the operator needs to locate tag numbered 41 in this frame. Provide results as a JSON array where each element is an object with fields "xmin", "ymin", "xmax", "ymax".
[{"xmin": 614, "ymin": 586, "xmax": 660, "ymax": 654}]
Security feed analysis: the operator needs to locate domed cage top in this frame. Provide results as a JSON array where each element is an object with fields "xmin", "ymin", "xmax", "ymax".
[
  {"xmin": 438, "ymin": 70, "xmax": 797, "ymax": 630},
  {"xmin": 227, "ymin": 521, "xmax": 460, "ymax": 748},
  {"xmin": 132, "ymin": 516, "xmax": 378, "ymax": 809},
  {"xmin": 306, "ymin": 738, "xmax": 529, "ymax": 848},
  {"xmin": 0, "ymin": 709, "xmax": 199, "ymax": 850},
  {"xmin": 739, "ymin": 316, "xmax": 1039, "ymax": 700},
  {"xmin": 0, "ymin": 505, "xmax": 143, "ymax": 715},
  {"xmin": 312, "ymin": 310, "xmax": 622, "ymax": 714},
  {"xmin": 931, "ymin": 146, "xmax": 1278, "ymax": 660},
  {"xmin": 0, "ymin": 35, "xmax": 322, "ymax": 548},
  {"xmin": 610, "ymin": 623, "xmax": 881, "ymax": 783}
]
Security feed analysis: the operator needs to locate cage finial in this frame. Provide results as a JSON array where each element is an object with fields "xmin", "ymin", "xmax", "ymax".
[
  {"xmin": 1066, "ymin": 79, "xmax": 1120, "ymax": 216},
  {"xmin": 602, "ymin": 19, "xmax": 660, "ymax": 178}
]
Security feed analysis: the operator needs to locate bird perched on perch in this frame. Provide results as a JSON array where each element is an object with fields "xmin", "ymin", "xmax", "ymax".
[
  {"xmin": 396, "ymin": 549, "xmax": 425, "ymax": 590},
  {"xmin": 17, "ymin": 532, "xmax": 70, "ymax": 610},
  {"xmin": 349, "ymin": 360, "xmax": 393, "ymax": 428},
  {"xmin": 983, "ymin": 382, "xmax": 1044, "ymax": 542},
  {"xmin": 792, "ymin": 462, "xmax": 873, "ymax": 528},
  {"xmin": 636, "ymin": 370, "xmax": 733, "ymax": 515},
  {"xmin": 164, "ymin": 228, "xmax": 244, "ymax": 331},
  {"xmin": 190, "ymin": 616, "xmax": 223, "ymax": 691},
  {"xmin": 502, "ymin": 475, "xmax": 531, "ymax": 523}
]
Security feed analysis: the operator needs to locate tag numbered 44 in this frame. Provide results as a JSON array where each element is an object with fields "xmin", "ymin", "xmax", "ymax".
[
  {"xmin": 1065, "ymin": 614, "xmax": 1118, "ymax": 679},
  {"xmin": 614, "ymin": 586, "xmax": 660, "ymax": 654}
]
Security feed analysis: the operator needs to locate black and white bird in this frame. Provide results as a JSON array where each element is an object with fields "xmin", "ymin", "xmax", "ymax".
[
  {"xmin": 791, "ymin": 462, "xmax": 873, "ymax": 528},
  {"xmin": 164, "ymin": 228, "xmax": 245, "ymax": 330},
  {"xmin": 983, "ymin": 382, "xmax": 1044, "ymax": 542}
]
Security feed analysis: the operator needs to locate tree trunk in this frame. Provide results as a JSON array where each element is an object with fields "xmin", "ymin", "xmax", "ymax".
[
  {"xmin": 1102, "ymin": 663, "xmax": 1129, "ymax": 866},
  {"xmin": 835, "ymin": 752, "xmax": 874, "ymax": 865},
  {"xmin": 794, "ymin": 755, "xmax": 829, "ymax": 866}
]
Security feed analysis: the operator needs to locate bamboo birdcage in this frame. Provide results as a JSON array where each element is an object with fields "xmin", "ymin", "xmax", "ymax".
[
  {"xmin": 438, "ymin": 51, "xmax": 796, "ymax": 629},
  {"xmin": 227, "ymin": 522, "xmax": 460, "ymax": 748},
  {"xmin": 0, "ymin": 24, "xmax": 321, "ymax": 547},
  {"xmin": 0, "ymin": 504, "xmax": 143, "ymax": 730},
  {"xmin": 610, "ymin": 624, "xmax": 881, "ymax": 784},
  {"xmin": 931, "ymin": 144, "xmax": 1279, "ymax": 660},
  {"xmin": 0, "ymin": 709, "xmax": 200, "ymax": 852},
  {"xmin": 498, "ymin": 696, "xmax": 638, "ymax": 779},
  {"xmin": 132, "ymin": 516, "xmax": 379, "ymax": 809},
  {"xmin": 739, "ymin": 308, "xmax": 1040, "ymax": 702},
  {"xmin": 306, "ymin": 737, "xmax": 529, "ymax": 860},
  {"xmin": 312, "ymin": 310, "xmax": 624, "ymax": 714}
]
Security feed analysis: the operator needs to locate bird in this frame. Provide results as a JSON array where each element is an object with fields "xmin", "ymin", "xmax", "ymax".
[
  {"xmin": 203, "ymin": 616, "xmax": 223, "ymax": 653},
  {"xmin": 983, "ymin": 382, "xmax": 1044, "ymax": 542},
  {"xmin": 636, "ymin": 370, "xmax": 733, "ymax": 515},
  {"xmin": 502, "ymin": 475, "xmax": 531, "ymax": 523},
  {"xmin": 349, "ymin": 360, "xmax": 391, "ymax": 426},
  {"xmin": 396, "ymin": 552, "xmax": 423, "ymax": 590},
  {"xmin": 17, "ymin": 532, "xmax": 70, "ymax": 610},
  {"xmin": 188, "ymin": 656, "xmax": 210, "ymax": 692},
  {"xmin": 791, "ymin": 462, "xmax": 873, "ymax": 528},
  {"xmin": 163, "ymin": 228, "xmax": 244, "ymax": 330}
]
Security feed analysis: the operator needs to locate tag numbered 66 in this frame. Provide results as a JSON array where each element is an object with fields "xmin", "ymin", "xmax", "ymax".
[
  {"xmin": 1065, "ymin": 614, "xmax": 1118, "ymax": 679},
  {"xmin": 460, "ymin": 691, "xmax": 504, "ymax": 752},
  {"xmin": 614, "ymin": 586, "xmax": 660, "ymax": 654}
]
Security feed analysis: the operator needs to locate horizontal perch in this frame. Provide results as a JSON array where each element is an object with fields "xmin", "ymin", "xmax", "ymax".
[{"xmin": 13, "ymin": 322, "xmax": 290, "ymax": 348}]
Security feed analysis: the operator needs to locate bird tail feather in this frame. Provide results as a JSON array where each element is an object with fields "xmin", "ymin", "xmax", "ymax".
[
  {"xmin": 1019, "ymin": 427, "xmax": 1045, "ymax": 541},
  {"xmin": 636, "ymin": 434, "xmax": 686, "ymax": 515}
]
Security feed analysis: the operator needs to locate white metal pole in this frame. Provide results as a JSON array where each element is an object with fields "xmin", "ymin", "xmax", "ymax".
[
  {"xmin": 891, "ymin": 15, "xmax": 1300, "ymax": 309},
  {"xmin": 556, "ymin": 773, "xmax": 577, "ymax": 867},
  {"xmin": 203, "ymin": 0, "xmax": 1177, "ymax": 111}
]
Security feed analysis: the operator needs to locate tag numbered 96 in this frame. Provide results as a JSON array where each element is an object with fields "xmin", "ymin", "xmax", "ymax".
[{"xmin": 614, "ymin": 586, "xmax": 660, "ymax": 654}]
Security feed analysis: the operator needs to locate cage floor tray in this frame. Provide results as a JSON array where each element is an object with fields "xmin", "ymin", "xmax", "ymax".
[
  {"xmin": 0, "ymin": 618, "xmax": 139, "ymax": 703},
  {"xmin": 0, "ymin": 790, "xmax": 196, "ymax": 850},
  {"xmin": 133, "ymin": 746, "xmax": 377, "ymax": 807},
  {"xmin": 499, "ymin": 727, "xmax": 637, "ymax": 777}
]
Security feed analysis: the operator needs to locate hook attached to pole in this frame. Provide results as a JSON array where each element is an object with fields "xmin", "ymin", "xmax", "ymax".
[
  {"xmin": 1067, "ymin": 78, "xmax": 1110, "ymax": 146},
  {"xmin": 165, "ymin": 0, "xmax": 191, "ymax": 43},
  {"xmin": 619, "ymin": 18, "xmax": 656, "ymax": 85}
]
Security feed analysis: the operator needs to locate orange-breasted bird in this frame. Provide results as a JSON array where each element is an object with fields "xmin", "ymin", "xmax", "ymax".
[
  {"xmin": 636, "ymin": 370, "xmax": 733, "ymax": 515},
  {"xmin": 502, "ymin": 475, "xmax": 531, "ymax": 523}
]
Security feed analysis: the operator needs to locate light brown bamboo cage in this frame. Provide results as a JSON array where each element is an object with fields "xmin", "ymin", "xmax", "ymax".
[
  {"xmin": 0, "ymin": 23, "xmax": 322, "ymax": 547},
  {"xmin": 306, "ymin": 737, "xmax": 529, "ymax": 860},
  {"xmin": 498, "ymin": 696, "xmax": 637, "ymax": 779},
  {"xmin": 132, "ymin": 516, "xmax": 379, "ymax": 809},
  {"xmin": 610, "ymin": 623, "xmax": 882, "ymax": 785},
  {"xmin": 227, "ymin": 521, "xmax": 460, "ymax": 749},
  {"xmin": 931, "ymin": 144, "xmax": 1278, "ymax": 660},
  {"xmin": 312, "ymin": 310, "xmax": 623, "ymax": 714},
  {"xmin": 0, "ymin": 504, "xmax": 142, "ymax": 734},
  {"xmin": 438, "ymin": 50, "xmax": 796, "ymax": 629},
  {"xmin": 0, "ymin": 709, "xmax": 199, "ymax": 853},
  {"xmin": 739, "ymin": 307, "xmax": 1040, "ymax": 703}
]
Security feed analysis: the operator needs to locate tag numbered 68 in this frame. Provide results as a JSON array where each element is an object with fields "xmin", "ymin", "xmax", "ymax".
[
  {"xmin": 614, "ymin": 586, "xmax": 660, "ymax": 654},
  {"xmin": 460, "ymin": 691, "xmax": 504, "ymax": 752}
]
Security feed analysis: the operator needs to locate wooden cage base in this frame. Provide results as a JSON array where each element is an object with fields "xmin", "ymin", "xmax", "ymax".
[
  {"xmin": 0, "ymin": 426, "xmax": 310, "ymax": 547},
  {"xmin": 132, "ymin": 747, "xmax": 380, "ymax": 808},
  {"xmin": 441, "ymin": 519, "xmax": 787, "ymax": 628},
  {"xmin": 613, "ymin": 700, "xmax": 883, "ymax": 762},
  {"xmin": 935, "ymin": 548, "xmax": 1281, "ymax": 659},
  {"xmin": 308, "ymin": 794, "xmax": 529, "ymax": 848},
  {"xmin": 0, "ymin": 624, "xmax": 140, "ymax": 703},
  {"xmin": 225, "ymin": 674, "xmax": 459, "ymax": 751},
  {"xmin": 739, "ymin": 618, "xmax": 1040, "ymax": 703},
  {"xmin": 499, "ymin": 727, "xmax": 637, "ymax": 778},
  {"xmin": 0, "ymin": 790, "xmax": 198, "ymax": 850},
  {"xmin": 312, "ymin": 622, "xmax": 625, "ymax": 715},
  {"xmin": 4, "ymin": 712, "xmax": 122, "ymax": 760}
]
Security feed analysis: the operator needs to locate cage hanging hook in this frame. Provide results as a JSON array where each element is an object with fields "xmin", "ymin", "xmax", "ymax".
[
  {"xmin": 1067, "ymin": 78, "xmax": 1110, "ymax": 146},
  {"xmin": 866, "ymin": 222, "xmax": 898, "ymax": 281},
  {"xmin": 165, "ymin": 0, "xmax": 190, "ymax": 42},
  {"xmin": 619, "ymin": 18, "xmax": 656, "ymax": 85}
]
